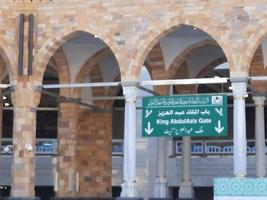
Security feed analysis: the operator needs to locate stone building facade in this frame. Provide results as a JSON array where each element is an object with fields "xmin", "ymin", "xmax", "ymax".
[{"xmin": 0, "ymin": 0, "xmax": 267, "ymax": 199}]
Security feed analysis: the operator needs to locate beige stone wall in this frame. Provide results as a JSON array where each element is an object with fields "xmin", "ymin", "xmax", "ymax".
[
  {"xmin": 57, "ymin": 105, "xmax": 113, "ymax": 198},
  {"xmin": 57, "ymin": 103, "xmax": 79, "ymax": 197},
  {"xmin": 4, "ymin": 0, "xmax": 267, "ymax": 82},
  {"xmin": 10, "ymin": 83, "xmax": 41, "ymax": 197},
  {"xmin": 2, "ymin": 0, "xmax": 267, "ymax": 80},
  {"xmin": 1, "ymin": 0, "xmax": 267, "ymax": 198},
  {"xmin": 76, "ymin": 110, "xmax": 112, "ymax": 197}
]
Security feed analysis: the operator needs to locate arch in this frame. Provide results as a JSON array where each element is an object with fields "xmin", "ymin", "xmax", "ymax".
[
  {"xmin": 167, "ymin": 39, "xmax": 220, "ymax": 78},
  {"xmin": 174, "ymin": 61, "xmax": 189, "ymax": 79},
  {"xmin": 74, "ymin": 47, "xmax": 121, "ymax": 108},
  {"xmin": 33, "ymin": 25, "xmax": 122, "ymax": 85},
  {"xmin": 196, "ymin": 57, "xmax": 227, "ymax": 78},
  {"xmin": 131, "ymin": 17, "xmax": 233, "ymax": 77},
  {"xmin": 249, "ymin": 45, "xmax": 267, "ymax": 76},
  {"xmin": 0, "ymin": 40, "xmax": 16, "ymax": 83},
  {"xmin": 145, "ymin": 42, "xmax": 168, "ymax": 80},
  {"xmin": 174, "ymin": 57, "xmax": 227, "ymax": 94},
  {"xmin": 173, "ymin": 61, "xmax": 191, "ymax": 93},
  {"xmin": 53, "ymin": 47, "xmax": 71, "ymax": 84},
  {"xmin": 144, "ymin": 42, "xmax": 170, "ymax": 94},
  {"xmin": 52, "ymin": 47, "xmax": 71, "ymax": 96},
  {"xmin": 46, "ymin": 57, "xmax": 59, "ymax": 77},
  {"xmin": 241, "ymin": 21, "xmax": 267, "ymax": 72},
  {"xmin": 0, "ymin": 57, "xmax": 9, "ymax": 83},
  {"xmin": 249, "ymin": 45, "xmax": 267, "ymax": 92},
  {"xmin": 75, "ymin": 47, "xmax": 113, "ymax": 84}
]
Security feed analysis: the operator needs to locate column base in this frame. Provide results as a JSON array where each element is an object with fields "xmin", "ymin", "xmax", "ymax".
[
  {"xmin": 120, "ymin": 182, "xmax": 138, "ymax": 197},
  {"xmin": 153, "ymin": 177, "xmax": 168, "ymax": 198},
  {"xmin": 149, "ymin": 198, "xmax": 171, "ymax": 200},
  {"xmin": 3, "ymin": 198, "xmax": 41, "ymax": 200},
  {"xmin": 179, "ymin": 181, "xmax": 194, "ymax": 199}
]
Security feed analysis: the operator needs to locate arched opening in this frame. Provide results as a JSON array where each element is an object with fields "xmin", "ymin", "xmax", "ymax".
[
  {"xmin": 74, "ymin": 44, "xmax": 121, "ymax": 197},
  {"xmin": 35, "ymin": 63, "xmax": 59, "ymax": 198},
  {"xmin": 0, "ymin": 53, "xmax": 15, "ymax": 197},
  {"xmin": 37, "ymin": 31, "xmax": 121, "ymax": 199},
  {"xmin": 140, "ymin": 24, "xmax": 230, "ymax": 200},
  {"xmin": 247, "ymin": 37, "xmax": 267, "ymax": 178}
]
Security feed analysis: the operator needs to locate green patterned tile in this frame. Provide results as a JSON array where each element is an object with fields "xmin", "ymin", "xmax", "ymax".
[{"xmin": 214, "ymin": 178, "xmax": 267, "ymax": 196}]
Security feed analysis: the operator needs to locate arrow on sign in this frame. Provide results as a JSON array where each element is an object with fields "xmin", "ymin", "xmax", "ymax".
[
  {"xmin": 215, "ymin": 108, "xmax": 223, "ymax": 116},
  {"xmin": 145, "ymin": 109, "xmax": 153, "ymax": 118},
  {"xmin": 215, "ymin": 120, "xmax": 224, "ymax": 134},
  {"xmin": 145, "ymin": 122, "xmax": 154, "ymax": 135}
]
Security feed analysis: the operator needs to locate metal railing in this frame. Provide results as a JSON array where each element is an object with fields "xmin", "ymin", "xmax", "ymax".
[
  {"xmin": 1, "ymin": 138, "xmax": 58, "ymax": 155},
  {"xmin": 2, "ymin": 138, "xmax": 266, "ymax": 156},
  {"xmin": 36, "ymin": 139, "xmax": 57, "ymax": 155},
  {"xmin": 112, "ymin": 139, "xmax": 123, "ymax": 156},
  {"xmin": 1, "ymin": 138, "xmax": 124, "ymax": 156},
  {"xmin": 174, "ymin": 139, "xmax": 267, "ymax": 156}
]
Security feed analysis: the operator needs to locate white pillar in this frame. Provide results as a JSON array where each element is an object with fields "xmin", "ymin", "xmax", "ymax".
[
  {"xmin": 232, "ymin": 81, "xmax": 247, "ymax": 177},
  {"xmin": 153, "ymin": 138, "xmax": 167, "ymax": 197},
  {"xmin": 179, "ymin": 136, "xmax": 194, "ymax": 199},
  {"xmin": 121, "ymin": 86, "xmax": 138, "ymax": 197},
  {"xmin": 253, "ymin": 96, "xmax": 266, "ymax": 177}
]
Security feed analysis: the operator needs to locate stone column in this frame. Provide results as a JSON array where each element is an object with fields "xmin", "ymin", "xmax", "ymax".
[
  {"xmin": 179, "ymin": 137, "xmax": 194, "ymax": 199},
  {"xmin": 232, "ymin": 81, "xmax": 247, "ymax": 177},
  {"xmin": 11, "ymin": 83, "xmax": 40, "ymax": 198},
  {"xmin": 253, "ymin": 96, "xmax": 266, "ymax": 177},
  {"xmin": 153, "ymin": 138, "xmax": 167, "ymax": 198},
  {"xmin": 121, "ymin": 86, "xmax": 138, "ymax": 197},
  {"xmin": 76, "ymin": 111, "xmax": 112, "ymax": 197},
  {"xmin": 152, "ymin": 86, "xmax": 170, "ymax": 199},
  {"xmin": 57, "ymin": 103, "xmax": 79, "ymax": 197}
]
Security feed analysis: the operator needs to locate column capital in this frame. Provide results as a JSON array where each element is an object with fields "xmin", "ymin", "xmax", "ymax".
[
  {"xmin": 11, "ymin": 82, "xmax": 41, "ymax": 107},
  {"xmin": 253, "ymin": 96, "xmax": 266, "ymax": 106},
  {"xmin": 231, "ymin": 81, "xmax": 247, "ymax": 98},
  {"xmin": 123, "ymin": 86, "xmax": 138, "ymax": 103}
]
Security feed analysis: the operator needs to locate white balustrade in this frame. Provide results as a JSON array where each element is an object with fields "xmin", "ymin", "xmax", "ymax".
[
  {"xmin": 175, "ymin": 139, "xmax": 262, "ymax": 156},
  {"xmin": 1, "ymin": 138, "xmax": 124, "ymax": 156},
  {"xmin": 1, "ymin": 138, "xmax": 265, "ymax": 156}
]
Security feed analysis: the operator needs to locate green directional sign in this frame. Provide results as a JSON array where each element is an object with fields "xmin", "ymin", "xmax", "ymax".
[{"xmin": 142, "ymin": 94, "xmax": 227, "ymax": 137}]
